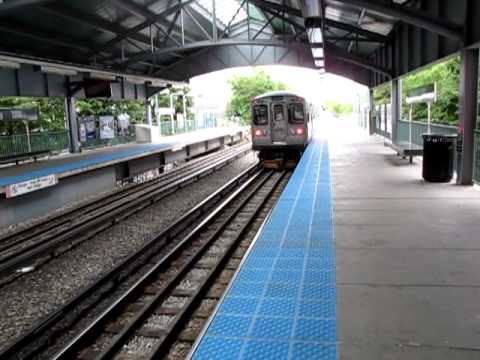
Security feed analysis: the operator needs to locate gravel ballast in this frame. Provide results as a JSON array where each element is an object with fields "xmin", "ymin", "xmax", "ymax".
[{"xmin": 0, "ymin": 152, "xmax": 257, "ymax": 351}]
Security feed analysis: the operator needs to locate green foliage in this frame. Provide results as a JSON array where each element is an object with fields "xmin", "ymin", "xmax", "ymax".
[
  {"xmin": 373, "ymin": 56, "xmax": 460, "ymax": 126},
  {"xmin": 0, "ymin": 97, "xmax": 65, "ymax": 135},
  {"xmin": 402, "ymin": 56, "xmax": 460, "ymax": 126},
  {"xmin": 373, "ymin": 83, "xmax": 391, "ymax": 104},
  {"xmin": 76, "ymin": 99, "xmax": 146, "ymax": 124},
  {"xmin": 156, "ymin": 86, "xmax": 194, "ymax": 120},
  {"xmin": 324, "ymin": 100, "xmax": 353, "ymax": 118},
  {"xmin": 226, "ymin": 69, "xmax": 287, "ymax": 125}
]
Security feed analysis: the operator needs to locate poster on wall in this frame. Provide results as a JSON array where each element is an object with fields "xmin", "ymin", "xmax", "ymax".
[
  {"xmin": 100, "ymin": 115, "xmax": 115, "ymax": 139},
  {"xmin": 84, "ymin": 116, "xmax": 96, "ymax": 140},
  {"xmin": 79, "ymin": 123, "xmax": 86, "ymax": 142},
  {"xmin": 117, "ymin": 113, "xmax": 130, "ymax": 136}
]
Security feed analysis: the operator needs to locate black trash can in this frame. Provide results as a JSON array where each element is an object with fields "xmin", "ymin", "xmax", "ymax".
[{"xmin": 422, "ymin": 134, "xmax": 456, "ymax": 182}]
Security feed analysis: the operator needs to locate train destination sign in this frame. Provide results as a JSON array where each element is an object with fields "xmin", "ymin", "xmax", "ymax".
[{"xmin": 5, "ymin": 174, "xmax": 58, "ymax": 198}]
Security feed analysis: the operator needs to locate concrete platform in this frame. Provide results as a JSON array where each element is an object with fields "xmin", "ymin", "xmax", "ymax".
[
  {"xmin": 332, "ymin": 124, "xmax": 480, "ymax": 359},
  {"xmin": 0, "ymin": 127, "xmax": 244, "ymax": 227},
  {"xmin": 190, "ymin": 120, "xmax": 480, "ymax": 359}
]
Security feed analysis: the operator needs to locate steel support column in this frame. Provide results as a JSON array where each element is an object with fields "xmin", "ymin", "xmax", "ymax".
[
  {"xmin": 65, "ymin": 96, "xmax": 80, "ymax": 153},
  {"xmin": 369, "ymin": 88, "xmax": 375, "ymax": 135},
  {"xmin": 458, "ymin": 48, "xmax": 479, "ymax": 185},
  {"xmin": 390, "ymin": 78, "xmax": 402, "ymax": 143},
  {"xmin": 146, "ymin": 97, "xmax": 153, "ymax": 126}
]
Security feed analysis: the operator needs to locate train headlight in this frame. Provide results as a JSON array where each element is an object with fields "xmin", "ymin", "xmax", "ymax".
[
  {"xmin": 254, "ymin": 129, "xmax": 263, "ymax": 137},
  {"xmin": 296, "ymin": 127, "xmax": 304, "ymax": 135}
]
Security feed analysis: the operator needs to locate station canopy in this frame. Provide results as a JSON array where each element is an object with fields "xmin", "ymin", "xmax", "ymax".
[{"xmin": 0, "ymin": 0, "xmax": 459, "ymax": 86}]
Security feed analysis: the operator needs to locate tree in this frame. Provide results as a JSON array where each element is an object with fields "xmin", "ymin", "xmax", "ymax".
[
  {"xmin": 0, "ymin": 96, "xmax": 65, "ymax": 135},
  {"xmin": 226, "ymin": 69, "xmax": 287, "ymax": 124},
  {"xmin": 324, "ymin": 100, "xmax": 353, "ymax": 118},
  {"xmin": 372, "ymin": 56, "xmax": 461, "ymax": 126},
  {"xmin": 402, "ymin": 56, "xmax": 460, "ymax": 126},
  {"xmin": 156, "ymin": 86, "xmax": 194, "ymax": 120}
]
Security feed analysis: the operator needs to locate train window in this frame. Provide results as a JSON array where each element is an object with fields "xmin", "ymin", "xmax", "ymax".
[
  {"xmin": 273, "ymin": 104, "xmax": 284, "ymax": 122},
  {"xmin": 288, "ymin": 103, "xmax": 304, "ymax": 124},
  {"xmin": 253, "ymin": 105, "xmax": 268, "ymax": 125}
]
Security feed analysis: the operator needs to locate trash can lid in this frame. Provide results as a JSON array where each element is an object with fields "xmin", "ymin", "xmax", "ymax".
[{"xmin": 421, "ymin": 133, "xmax": 458, "ymax": 138}]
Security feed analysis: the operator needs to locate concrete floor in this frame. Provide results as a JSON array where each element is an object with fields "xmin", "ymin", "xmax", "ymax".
[{"xmin": 331, "ymin": 122, "xmax": 480, "ymax": 359}]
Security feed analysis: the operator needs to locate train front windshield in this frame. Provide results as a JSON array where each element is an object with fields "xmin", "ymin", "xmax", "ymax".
[
  {"xmin": 253, "ymin": 105, "xmax": 268, "ymax": 125},
  {"xmin": 288, "ymin": 103, "xmax": 305, "ymax": 124}
]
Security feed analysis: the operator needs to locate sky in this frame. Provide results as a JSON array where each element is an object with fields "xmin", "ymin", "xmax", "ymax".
[{"xmin": 189, "ymin": 65, "xmax": 368, "ymax": 113}]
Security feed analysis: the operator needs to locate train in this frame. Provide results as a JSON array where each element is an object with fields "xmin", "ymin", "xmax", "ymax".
[{"xmin": 251, "ymin": 90, "xmax": 313, "ymax": 166}]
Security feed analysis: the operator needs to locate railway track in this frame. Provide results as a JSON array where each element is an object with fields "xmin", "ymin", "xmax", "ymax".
[
  {"xmin": 0, "ymin": 164, "xmax": 289, "ymax": 360},
  {"xmin": 0, "ymin": 143, "xmax": 251, "ymax": 284},
  {"xmin": 51, "ymin": 169, "xmax": 287, "ymax": 360}
]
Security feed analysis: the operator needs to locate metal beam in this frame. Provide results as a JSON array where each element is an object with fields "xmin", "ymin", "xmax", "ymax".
[
  {"xmin": 122, "ymin": 38, "xmax": 309, "ymax": 67},
  {"xmin": 0, "ymin": 20, "xmax": 94, "ymax": 53},
  {"xmin": 325, "ymin": 35, "xmax": 385, "ymax": 43},
  {"xmin": 0, "ymin": 0, "xmax": 53, "ymax": 15},
  {"xmin": 248, "ymin": 0, "xmax": 301, "ymax": 17},
  {"xmin": 39, "ymin": 4, "xmax": 152, "ymax": 49},
  {"xmin": 95, "ymin": 0, "xmax": 198, "ymax": 55},
  {"xmin": 324, "ymin": 18, "xmax": 388, "ymax": 43},
  {"xmin": 111, "ymin": 0, "xmax": 180, "ymax": 45},
  {"xmin": 340, "ymin": 0, "xmax": 464, "ymax": 42},
  {"xmin": 326, "ymin": 43, "xmax": 392, "ymax": 78},
  {"xmin": 250, "ymin": 0, "xmax": 386, "ymax": 42}
]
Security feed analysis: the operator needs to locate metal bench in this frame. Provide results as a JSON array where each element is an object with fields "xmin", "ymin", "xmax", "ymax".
[
  {"xmin": 0, "ymin": 150, "xmax": 50, "ymax": 165},
  {"xmin": 386, "ymin": 141, "xmax": 423, "ymax": 164}
]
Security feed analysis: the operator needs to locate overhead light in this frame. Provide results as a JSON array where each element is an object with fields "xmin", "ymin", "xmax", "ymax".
[
  {"xmin": 148, "ymin": 79, "xmax": 167, "ymax": 87},
  {"xmin": 312, "ymin": 47, "xmax": 324, "ymax": 58},
  {"xmin": 308, "ymin": 27, "xmax": 323, "ymax": 43},
  {"xmin": 0, "ymin": 60, "xmax": 20, "ymax": 69},
  {"xmin": 90, "ymin": 71, "xmax": 117, "ymax": 81},
  {"xmin": 125, "ymin": 77, "xmax": 145, "ymax": 85},
  {"xmin": 40, "ymin": 65, "xmax": 77, "ymax": 76}
]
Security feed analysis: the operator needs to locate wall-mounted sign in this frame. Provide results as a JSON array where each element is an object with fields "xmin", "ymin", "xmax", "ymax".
[
  {"xmin": 156, "ymin": 107, "xmax": 174, "ymax": 116},
  {"xmin": 5, "ymin": 174, "xmax": 58, "ymax": 198},
  {"xmin": 0, "ymin": 108, "xmax": 39, "ymax": 122},
  {"xmin": 99, "ymin": 115, "xmax": 114, "ymax": 139},
  {"xmin": 406, "ymin": 83, "xmax": 437, "ymax": 104}
]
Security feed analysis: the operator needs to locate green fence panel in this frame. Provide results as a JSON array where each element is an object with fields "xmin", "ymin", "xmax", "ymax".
[
  {"xmin": 397, "ymin": 120, "xmax": 457, "ymax": 146},
  {"xmin": 474, "ymin": 130, "xmax": 480, "ymax": 184},
  {"xmin": 0, "ymin": 130, "xmax": 69, "ymax": 157}
]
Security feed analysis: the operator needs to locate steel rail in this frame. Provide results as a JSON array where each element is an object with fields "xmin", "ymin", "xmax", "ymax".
[
  {"xmin": 0, "ymin": 145, "xmax": 251, "ymax": 280},
  {"xmin": 0, "ymin": 142, "xmax": 249, "ymax": 252},
  {"xmin": 0, "ymin": 163, "xmax": 261, "ymax": 360},
  {"xmin": 53, "ymin": 169, "xmax": 275, "ymax": 359}
]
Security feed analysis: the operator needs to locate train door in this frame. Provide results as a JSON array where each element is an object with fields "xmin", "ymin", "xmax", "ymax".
[{"xmin": 270, "ymin": 102, "xmax": 287, "ymax": 143}]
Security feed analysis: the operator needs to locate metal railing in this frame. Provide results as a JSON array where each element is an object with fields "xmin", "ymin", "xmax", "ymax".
[
  {"xmin": 397, "ymin": 120, "xmax": 457, "ymax": 146},
  {"xmin": 0, "ymin": 130, "xmax": 69, "ymax": 157},
  {"xmin": 159, "ymin": 118, "xmax": 218, "ymax": 136},
  {"xmin": 81, "ymin": 127, "xmax": 136, "ymax": 150}
]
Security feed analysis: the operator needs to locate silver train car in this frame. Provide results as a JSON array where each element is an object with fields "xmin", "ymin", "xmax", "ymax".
[{"xmin": 251, "ymin": 91, "xmax": 313, "ymax": 161}]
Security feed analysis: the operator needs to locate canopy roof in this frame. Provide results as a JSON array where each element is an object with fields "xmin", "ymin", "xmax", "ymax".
[{"xmin": 0, "ymin": 0, "xmax": 470, "ymax": 87}]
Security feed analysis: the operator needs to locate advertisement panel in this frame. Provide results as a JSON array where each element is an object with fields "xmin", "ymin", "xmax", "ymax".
[
  {"xmin": 83, "ymin": 116, "xmax": 96, "ymax": 140},
  {"xmin": 117, "ymin": 113, "xmax": 130, "ymax": 136},
  {"xmin": 99, "ymin": 115, "xmax": 115, "ymax": 139}
]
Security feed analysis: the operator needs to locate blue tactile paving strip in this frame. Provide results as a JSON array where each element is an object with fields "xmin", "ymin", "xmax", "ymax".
[
  {"xmin": 0, "ymin": 128, "xmax": 242, "ymax": 187},
  {"xmin": 0, "ymin": 142, "xmax": 176, "ymax": 187},
  {"xmin": 191, "ymin": 138, "xmax": 337, "ymax": 360}
]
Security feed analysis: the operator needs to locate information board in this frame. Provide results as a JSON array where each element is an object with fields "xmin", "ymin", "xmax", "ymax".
[{"xmin": 5, "ymin": 174, "xmax": 58, "ymax": 198}]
